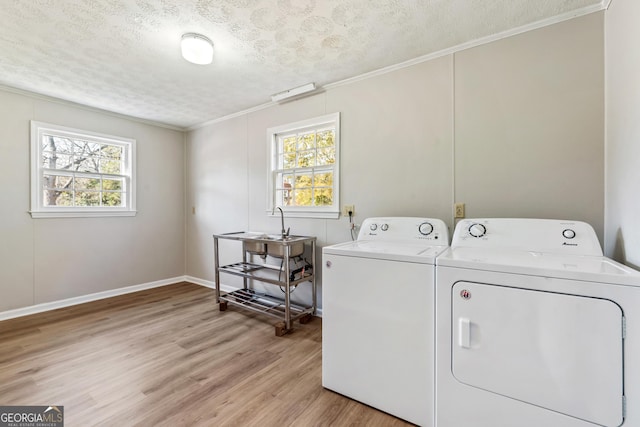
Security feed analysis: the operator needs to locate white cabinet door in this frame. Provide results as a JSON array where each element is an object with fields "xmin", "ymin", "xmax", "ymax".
[{"xmin": 452, "ymin": 281, "xmax": 624, "ymax": 427}]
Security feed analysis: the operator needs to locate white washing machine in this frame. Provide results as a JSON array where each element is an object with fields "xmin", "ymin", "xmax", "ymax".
[
  {"xmin": 323, "ymin": 217, "xmax": 450, "ymax": 426},
  {"xmin": 435, "ymin": 218, "xmax": 640, "ymax": 427}
]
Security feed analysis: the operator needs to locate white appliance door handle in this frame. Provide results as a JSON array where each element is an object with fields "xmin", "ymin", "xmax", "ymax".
[{"xmin": 459, "ymin": 318, "xmax": 471, "ymax": 348}]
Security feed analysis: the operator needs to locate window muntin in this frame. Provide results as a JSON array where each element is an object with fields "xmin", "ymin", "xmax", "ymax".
[
  {"xmin": 30, "ymin": 121, "xmax": 136, "ymax": 218},
  {"xmin": 268, "ymin": 113, "xmax": 340, "ymax": 218}
]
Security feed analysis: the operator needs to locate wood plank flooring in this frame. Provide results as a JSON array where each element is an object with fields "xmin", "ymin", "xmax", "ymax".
[{"xmin": 0, "ymin": 282, "xmax": 412, "ymax": 426}]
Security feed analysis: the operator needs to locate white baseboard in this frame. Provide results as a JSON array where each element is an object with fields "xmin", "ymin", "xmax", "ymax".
[
  {"xmin": 0, "ymin": 276, "xmax": 322, "ymax": 322},
  {"xmin": 0, "ymin": 276, "xmax": 186, "ymax": 322},
  {"xmin": 184, "ymin": 275, "xmax": 238, "ymax": 293}
]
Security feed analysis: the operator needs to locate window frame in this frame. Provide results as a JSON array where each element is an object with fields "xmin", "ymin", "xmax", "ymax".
[
  {"xmin": 30, "ymin": 121, "xmax": 136, "ymax": 218},
  {"xmin": 267, "ymin": 112, "xmax": 340, "ymax": 219}
]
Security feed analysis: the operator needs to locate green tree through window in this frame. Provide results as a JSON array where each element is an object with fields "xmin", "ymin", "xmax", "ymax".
[
  {"xmin": 42, "ymin": 136, "xmax": 125, "ymax": 207},
  {"xmin": 277, "ymin": 129, "xmax": 335, "ymax": 207},
  {"xmin": 268, "ymin": 113, "xmax": 340, "ymax": 218},
  {"xmin": 30, "ymin": 121, "xmax": 136, "ymax": 218}
]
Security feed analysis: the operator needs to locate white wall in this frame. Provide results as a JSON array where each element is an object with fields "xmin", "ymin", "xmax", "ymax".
[
  {"xmin": 0, "ymin": 89, "xmax": 185, "ymax": 312},
  {"xmin": 186, "ymin": 13, "xmax": 605, "ymax": 308},
  {"xmin": 455, "ymin": 13, "xmax": 604, "ymax": 238},
  {"xmin": 186, "ymin": 114, "xmax": 249, "ymax": 285},
  {"xmin": 187, "ymin": 57, "xmax": 454, "ymax": 306},
  {"xmin": 0, "ymin": 9, "xmax": 613, "ymax": 317},
  {"xmin": 604, "ymin": 0, "xmax": 640, "ymax": 268}
]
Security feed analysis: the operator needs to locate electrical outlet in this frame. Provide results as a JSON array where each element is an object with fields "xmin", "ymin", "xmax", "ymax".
[
  {"xmin": 454, "ymin": 203, "xmax": 465, "ymax": 218},
  {"xmin": 342, "ymin": 204, "xmax": 355, "ymax": 216}
]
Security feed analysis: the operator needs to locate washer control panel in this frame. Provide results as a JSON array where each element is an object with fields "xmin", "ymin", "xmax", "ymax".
[
  {"xmin": 358, "ymin": 217, "xmax": 449, "ymax": 244},
  {"xmin": 452, "ymin": 218, "xmax": 603, "ymax": 256},
  {"xmin": 468, "ymin": 223, "xmax": 487, "ymax": 238},
  {"xmin": 418, "ymin": 222, "xmax": 434, "ymax": 236}
]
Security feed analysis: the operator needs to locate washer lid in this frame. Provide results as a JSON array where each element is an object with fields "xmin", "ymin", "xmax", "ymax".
[
  {"xmin": 437, "ymin": 247, "xmax": 640, "ymax": 286},
  {"xmin": 323, "ymin": 240, "xmax": 448, "ymax": 264}
]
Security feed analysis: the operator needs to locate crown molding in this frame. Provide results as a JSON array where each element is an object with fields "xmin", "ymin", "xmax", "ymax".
[{"xmin": 187, "ymin": 3, "xmax": 607, "ymax": 131}]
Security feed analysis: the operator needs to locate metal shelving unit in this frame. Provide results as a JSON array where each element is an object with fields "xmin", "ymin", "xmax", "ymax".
[{"xmin": 213, "ymin": 232, "xmax": 317, "ymax": 336}]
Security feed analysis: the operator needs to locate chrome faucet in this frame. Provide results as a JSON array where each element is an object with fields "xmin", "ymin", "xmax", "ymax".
[{"xmin": 275, "ymin": 206, "xmax": 290, "ymax": 239}]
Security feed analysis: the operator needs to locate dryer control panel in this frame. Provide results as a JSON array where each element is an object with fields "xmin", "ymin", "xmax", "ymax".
[
  {"xmin": 451, "ymin": 218, "xmax": 603, "ymax": 256},
  {"xmin": 358, "ymin": 217, "xmax": 449, "ymax": 244}
]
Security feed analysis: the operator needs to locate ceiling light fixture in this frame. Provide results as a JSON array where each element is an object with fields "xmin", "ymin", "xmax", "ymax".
[
  {"xmin": 271, "ymin": 83, "xmax": 317, "ymax": 102},
  {"xmin": 181, "ymin": 33, "xmax": 214, "ymax": 65}
]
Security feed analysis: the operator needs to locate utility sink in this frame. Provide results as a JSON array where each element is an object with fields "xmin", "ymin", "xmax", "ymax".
[
  {"xmin": 259, "ymin": 234, "xmax": 284, "ymax": 240},
  {"xmin": 267, "ymin": 241, "xmax": 304, "ymax": 258},
  {"xmin": 241, "ymin": 232, "xmax": 304, "ymax": 258}
]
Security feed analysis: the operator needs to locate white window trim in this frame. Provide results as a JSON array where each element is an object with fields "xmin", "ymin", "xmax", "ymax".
[
  {"xmin": 30, "ymin": 121, "xmax": 137, "ymax": 218},
  {"xmin": 266, "ymin": 112, "xmax": 340, "ymax": 219}
]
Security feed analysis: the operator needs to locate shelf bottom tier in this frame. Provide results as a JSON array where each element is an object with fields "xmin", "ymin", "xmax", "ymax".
[{"xmin": 219, "ymin": 288, "xmax": 313, "ymax": 321}]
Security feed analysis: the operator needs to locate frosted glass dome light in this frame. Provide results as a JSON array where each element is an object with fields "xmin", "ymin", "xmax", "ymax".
[{"xmin": 181, "ymin": 33, "xmax": 214, "ymax": 65}]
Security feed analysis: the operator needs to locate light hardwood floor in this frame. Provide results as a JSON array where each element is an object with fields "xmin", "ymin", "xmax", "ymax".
[{"xmin": 0, "ymin": 282, "xmax": 413, "ymax": 426}]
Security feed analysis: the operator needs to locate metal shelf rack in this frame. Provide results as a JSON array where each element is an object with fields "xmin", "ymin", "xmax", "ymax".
[{"xmin": 213, "ymin": 232, "xmax": 317, "ymax": 336}]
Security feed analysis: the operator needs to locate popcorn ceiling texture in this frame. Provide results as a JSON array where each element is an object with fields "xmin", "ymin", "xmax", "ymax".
[{"xmin": 0, "ymin": 0, "xmax": 600, "ymax": 128}]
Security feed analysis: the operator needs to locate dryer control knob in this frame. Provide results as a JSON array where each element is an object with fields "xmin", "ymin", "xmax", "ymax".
[
  {"xmin": 381, "ymin": 223, "xmax": 389, "ymax": 231},
  {"xmin": 469, "ymin": 223, "xmax": 487, "ymax": 238},
  {"xmin": 370, "ymin": 223, "xmax": 378, "ymax": 231},
  {"xmin": 418, "ymin": 222, "xmax": 434, "ymax": 236},
  {"xmin": 562, "ymin": 229, "xmax": 576, "ymax": 239}
]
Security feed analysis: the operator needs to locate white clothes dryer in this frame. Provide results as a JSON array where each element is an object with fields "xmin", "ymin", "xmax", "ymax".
[
  {"xmin": 435, "ymin": 218, "xmax": 640, "ymax": 427},
  {"xmin": 323, "ymin": 217, "xmax": 449, "ymax": 426}
]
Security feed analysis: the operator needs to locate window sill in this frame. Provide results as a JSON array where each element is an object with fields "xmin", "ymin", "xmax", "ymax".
[
  {"xmin": 267, "ymin": 210, "xmax": 339, "ymax": 220},
  {"xmin": 30, "ymin": 210, "xmax": 137, "ymax": 219}
]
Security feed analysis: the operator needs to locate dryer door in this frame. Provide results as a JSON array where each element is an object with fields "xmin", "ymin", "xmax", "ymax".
[{"xmin": 452, "ymin": 281, "xmax": 624, "ymax": 427}]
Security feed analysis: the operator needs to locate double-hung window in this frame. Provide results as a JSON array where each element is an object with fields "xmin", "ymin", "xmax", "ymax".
[
  {"xmin": 267, "ymin": 112, "xmax": 340, "ymax": 219},
  {"xmin": 30, "ymin": 121, "xmax": 136, "ymax": 218}
]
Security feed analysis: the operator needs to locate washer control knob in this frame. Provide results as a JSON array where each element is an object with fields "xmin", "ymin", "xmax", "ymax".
[
  {"xmin": 469, "ymin": 223, "xmax": 487, "ymax": 238},
  {"xmin": 562, "ymin": 229, "xmax": 576, "ymax": 239},
  {"xmin": 370, "ymin": 223, "xmax": 378, "ymax": 231},
  {"xmin": 380, "ymin": 224, "xmax": 389, "ymax": 231},
  {"xmin": 418, "ymin": 222, "xmax": 434, "ymax": 236}
]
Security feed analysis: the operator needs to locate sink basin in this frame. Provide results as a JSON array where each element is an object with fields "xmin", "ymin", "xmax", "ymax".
[
  {"xmin": 267, "ymin": 240, "xmax": 304, "ymax": 258},
  {"xmin": 244, "ymin": 240, "xmax": 267, "ymax": 256},
  {"xmin": 242, "ymin": 233, "xmax": 304, "ymax": 258},
  {"xmin": 263, "ymin": 234, "xmax": 284, "ymax": 240}
]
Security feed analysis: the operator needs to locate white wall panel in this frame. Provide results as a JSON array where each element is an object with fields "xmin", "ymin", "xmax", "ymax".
[
  {"xmin": 605, "ymin": 0, "xmax": 640, "ymax": 268},
  {"xmin": 454, "ymin": 12, "xmax": 604, "ymax": 243},
  {"xmin": 324, "ymin": 58, "xmax": 454, "ymax": 244},
  {"xmin": 0, "ymin": 89, "xmax": 185, "ymax": 310},
  {"xmin": 186, "ymin": 115, "xmax": 249, "ymax": 284},
  {"xmin": 0, "ymin": 91, "xmax": 35, "ymax": 311}
]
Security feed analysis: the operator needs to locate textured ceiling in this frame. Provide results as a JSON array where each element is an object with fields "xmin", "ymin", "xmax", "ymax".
[{"xmin": 0, "ymin": 0, "xmax": 603, "ymax": 129}]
